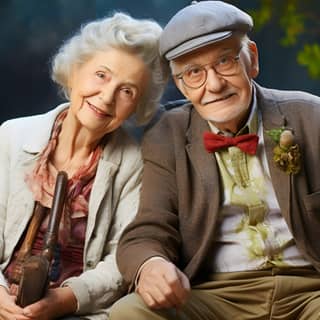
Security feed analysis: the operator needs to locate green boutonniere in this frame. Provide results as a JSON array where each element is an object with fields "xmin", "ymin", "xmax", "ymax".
[{"xmin": 265, "ymin": 127, "xmax": 301, "ymax": 175}]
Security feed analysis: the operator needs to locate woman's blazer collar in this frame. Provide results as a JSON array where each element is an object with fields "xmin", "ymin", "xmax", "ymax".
[{"xmin": 22, "ymin": 103, "xmax": 69, "ymax": 154}]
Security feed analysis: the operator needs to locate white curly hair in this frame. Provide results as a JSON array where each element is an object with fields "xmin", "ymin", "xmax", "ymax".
[{"xmin": 51, "ymin": 12, "xmax": 169, "ymax": 125}]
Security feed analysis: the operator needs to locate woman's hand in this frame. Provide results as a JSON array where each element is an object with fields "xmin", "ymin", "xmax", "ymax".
[
  {"xmin": 0, "ymin": 286, "xmax": 30, "ymax": 320},
  {"xmin": 22, "ymin": 287, "xmax": 77, "ymax": 320}
]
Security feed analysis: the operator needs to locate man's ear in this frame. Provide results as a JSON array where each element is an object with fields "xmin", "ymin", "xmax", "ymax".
[{"xmin": 248, "ymin": 41, "xmax": 259, "ymax": 78}]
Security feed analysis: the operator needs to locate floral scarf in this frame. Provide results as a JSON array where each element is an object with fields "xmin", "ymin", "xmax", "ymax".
[{"xmin": 25, "ymin": 109, "xmax": 104, "ymax": 244}]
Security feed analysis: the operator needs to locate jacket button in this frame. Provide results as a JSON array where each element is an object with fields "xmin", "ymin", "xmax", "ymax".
[{"xmin": 86, "ymin": 260, "xmax": 94, "ymax": 268}]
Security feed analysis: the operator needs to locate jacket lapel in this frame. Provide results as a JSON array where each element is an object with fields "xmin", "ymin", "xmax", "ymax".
[
  {"xmin": 185, "ymin": 108, "xmax": 221, "ymax": 201},
  {"xmin": 257, "ymin": 85, "xmax": 291, "ymax": 221},
  {"xmin": 9, "ymin": 153, "xmax": 39, "ymax": 233},
  {"xmin": 184, "ymin": 108, "xmax": 222, "ymax": 278},
  {"xmin": 86, "ymin": 131, "xmax": 121, "ymax": 242}
]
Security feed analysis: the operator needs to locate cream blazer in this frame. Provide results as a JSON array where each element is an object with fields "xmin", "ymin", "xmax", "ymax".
[{"xmin": 0, "ymin": 103, "xmax": 143, "ymax": 319}]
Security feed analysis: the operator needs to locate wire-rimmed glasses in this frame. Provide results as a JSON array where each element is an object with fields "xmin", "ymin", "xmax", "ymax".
[{"xmin": 174, "ymin": 47, "xmax": 243, "ymax": 89}]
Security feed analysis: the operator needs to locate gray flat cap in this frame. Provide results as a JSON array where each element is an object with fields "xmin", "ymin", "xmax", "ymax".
[{"xmin": 159, "ymin": 1, "xmax": 253, "ymax": 60}]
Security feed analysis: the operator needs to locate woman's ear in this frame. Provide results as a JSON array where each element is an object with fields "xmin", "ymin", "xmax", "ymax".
[{"xmin": 248, "ymin": 41, "xmax": 259, "ymax": 78}]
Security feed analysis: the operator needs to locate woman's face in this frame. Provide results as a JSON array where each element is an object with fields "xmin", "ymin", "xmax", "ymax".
[{"xmin": 68, "ymin": 47, "xmax": 149, "ymax": 136}]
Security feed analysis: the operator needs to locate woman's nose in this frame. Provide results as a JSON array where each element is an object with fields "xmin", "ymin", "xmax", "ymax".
[{"xmin": 99, "ymin": 87, "xmax": 116, "ymax": 106}]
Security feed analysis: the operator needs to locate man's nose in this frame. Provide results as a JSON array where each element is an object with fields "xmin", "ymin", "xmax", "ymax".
[{"xmin": 205, "ymin": 68, "xmax": 226, "ymax": 92}]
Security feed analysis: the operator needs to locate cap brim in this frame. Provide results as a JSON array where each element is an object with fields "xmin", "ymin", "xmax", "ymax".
[{"xmin": 165, "ymin": 30, "xmax": 232, "ymax": 60}]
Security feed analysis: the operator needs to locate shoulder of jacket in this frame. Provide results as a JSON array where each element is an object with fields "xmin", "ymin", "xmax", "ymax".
[
  {"xmin": 102, "ymin": 127, "xmax": 142, "ymax": 169},
  {"xmin": 0, "ymin": 104, "xmax": 68, "ymax": 134},
  {"xmin": 0, "ymin": 104, "xmax": 69, "ymax": 150},
  {"xmin": 147, "ymin": 103, "xmax": 192, "ymax": 135},
  {"xmin": 256, "ymin": 83, "xmax": 320, "ymax": 106}
]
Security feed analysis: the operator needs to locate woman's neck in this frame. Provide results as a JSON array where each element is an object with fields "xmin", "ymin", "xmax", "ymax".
[{"xmin": 51, "ymin": 111, "xmax": 103, "ymax": 175}]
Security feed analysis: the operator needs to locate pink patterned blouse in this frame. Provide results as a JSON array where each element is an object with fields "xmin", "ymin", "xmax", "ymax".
[{"xmin": 6, "ymin": 109, "xmax": 104, "ymax": 287}]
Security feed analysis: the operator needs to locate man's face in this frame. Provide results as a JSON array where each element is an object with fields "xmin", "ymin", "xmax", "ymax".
[{"xmin": 171, "ymin": 37, "xmax": 259, "ymax": 132}]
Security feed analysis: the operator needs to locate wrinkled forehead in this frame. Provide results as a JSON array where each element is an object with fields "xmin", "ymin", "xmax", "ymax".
[{"xmin": 170, "ymin": 36, "xmax": 242, "ymax": 73}]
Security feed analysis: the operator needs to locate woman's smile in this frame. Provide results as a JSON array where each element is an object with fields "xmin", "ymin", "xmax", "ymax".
[{"xmin": 86, "ymin": 101, "xmax": 112, "ymax": 119}]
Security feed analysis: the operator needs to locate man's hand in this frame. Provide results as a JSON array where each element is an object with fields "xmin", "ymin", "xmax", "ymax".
[{"xmin": 137, "ymin": 259, "xmax": 190, "ymax": 309}]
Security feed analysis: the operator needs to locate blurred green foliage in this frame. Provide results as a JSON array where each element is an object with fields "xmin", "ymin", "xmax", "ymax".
[{"xmin": 248, "ymin": 0, "xmax": 320, "ymax": 79}]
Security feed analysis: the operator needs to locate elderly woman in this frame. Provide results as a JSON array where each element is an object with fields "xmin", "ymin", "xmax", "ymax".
[{"xmin": 0, "ymin": 12, "xmax": 167, "ymax": 320}]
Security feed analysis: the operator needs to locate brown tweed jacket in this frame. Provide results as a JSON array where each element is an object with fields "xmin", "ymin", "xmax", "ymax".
[{"xmin": 117, "ymin": 82, "xmax": 320, "ymax": 287}]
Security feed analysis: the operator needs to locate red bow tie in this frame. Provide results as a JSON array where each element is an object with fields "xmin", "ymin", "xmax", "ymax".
[{"xmin": 203, "ymin": 132, "xmax": 259, "ymax": 155}]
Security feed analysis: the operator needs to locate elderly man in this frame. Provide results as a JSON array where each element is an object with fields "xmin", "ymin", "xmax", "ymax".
[{"xmin": 110, "ymin": 1, "xmax": 320, "ymax": 319}]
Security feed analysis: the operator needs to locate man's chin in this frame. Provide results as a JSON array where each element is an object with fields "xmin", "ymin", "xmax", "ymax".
[
  {"xmin": 202, "ymin": 114, "xmax": 236, "ymax": 123},
  {"xmin": 200, "ymin": 106, "xmax": 249, "ymax": 125}
]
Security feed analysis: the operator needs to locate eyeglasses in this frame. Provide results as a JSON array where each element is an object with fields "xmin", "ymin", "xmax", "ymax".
[{"xmin": 174, "ymin": 47, "xmax": 243, "ymax": 89}]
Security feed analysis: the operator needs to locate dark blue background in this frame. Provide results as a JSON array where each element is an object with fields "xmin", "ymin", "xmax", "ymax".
[{"xmin": 1, "ymin": 0, "xmax": 319, "ymax": 123}]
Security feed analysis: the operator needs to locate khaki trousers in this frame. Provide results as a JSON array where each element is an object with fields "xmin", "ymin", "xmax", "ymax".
[{"xmin": 109, "ymin": 267, "xmax": 320, "ymax": 320}]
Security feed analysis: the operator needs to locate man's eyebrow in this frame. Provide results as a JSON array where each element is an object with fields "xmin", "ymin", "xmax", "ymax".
[
  {"xmin": 183, "ymin": 48, "xmax": 237, "ymax": 68},
  {"xmin": 210, "ymin": 48, "xmax": 237, "ymax": 60},
  {"xmin": 217, "ymin": 47, "xmax": 235, "ymax": 55}
]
